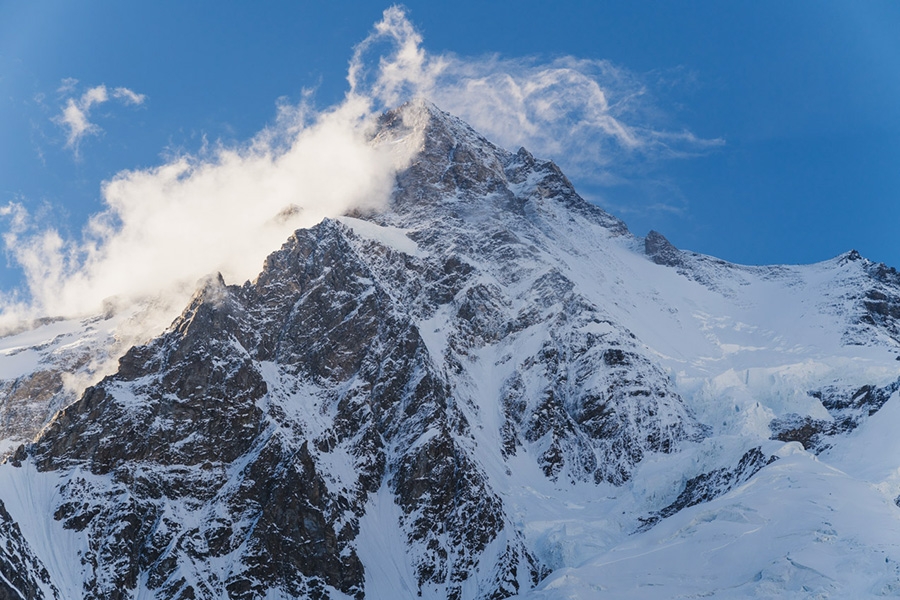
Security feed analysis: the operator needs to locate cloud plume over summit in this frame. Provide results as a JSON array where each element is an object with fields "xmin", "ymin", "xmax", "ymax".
[
  {"xmin": 1, "ymin": 6, "xmax": 714, "ymax": 340},
  {"xmin": 351, "ymin": 7, "xmax": 722, "ymax": 180}
]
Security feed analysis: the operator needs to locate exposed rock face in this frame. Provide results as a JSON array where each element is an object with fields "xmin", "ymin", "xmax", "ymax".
[
  {"xmin": 18, "ymin": 218, "xmax": 535, "ymax": 599},
  {"xmin": 637, "ymin": 446, "xmax": 777, "ymax": 531},
  {"xmin": 0, "ymin": 499, "xmax": 59, "ymax": 600},
  {"xmin": 0, "ymin": 316, "xmax": 119, "ymax": 457},
  {"xmin": 861, "ymin": 261, "xmax": 900, "ymax": 344},
  {"xmin": 369, "ymin": 104, "xmax": 705, "ymax": 487},
  {"xmin": 644, "ymin": 230, "xmax": 685, "ymax": 269},
  {"xmin": 770, "ymin": 378, "xmax": 900, "ymax": 453},
  {"xmin": 0, "ymin": 101, "xmax": 899, "ymax": 599}
]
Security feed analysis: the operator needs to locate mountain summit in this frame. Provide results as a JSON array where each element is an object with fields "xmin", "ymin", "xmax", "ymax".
[{"xmin": 1, "ymin": 102, "xmax": 900, "ymax": 599}]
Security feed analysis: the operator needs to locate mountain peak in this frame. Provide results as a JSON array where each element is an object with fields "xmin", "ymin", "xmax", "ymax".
[
  {"xmin": 375, "ymin": 100, "xmax": 511, "ymax": 195},
  {"xmin": 371, "ymin": 100, "xmax": 629, "ymax": 235},
  {"xmin": 376, "ymin": 98, "xmax": 492, "ymax": 148}
]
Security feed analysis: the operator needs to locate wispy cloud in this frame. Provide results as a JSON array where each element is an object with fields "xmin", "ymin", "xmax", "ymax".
[
  {"xmin": 112, "ymin": 87, "xmax": 146, "ymax": 105},
  {"xmin": 56, "ymin": 77, "xmax": 79, "ymax": 94},
  {"xmin": 350, "ymin": 6, "xmax": 723, "ymax": 184},
  {"xmin": 53, "ymin": 82, "xmax": 145, "ymax": 155}
]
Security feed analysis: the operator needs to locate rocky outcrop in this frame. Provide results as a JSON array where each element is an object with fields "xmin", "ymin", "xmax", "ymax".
[
  {"xmin": 0, "ymin": 499, "xmax": 59, "ymax": 600},
  {"xmin": 0, "ymin": 318, "xmax": 118, "ymax": 457},
  {"xmin": 770, "ymin": 378, "xmax": 900, "ymax": 452},
  {"xmin": 644, "ymin": 230, "xmax": 685, "ymax": 268},
  {"xmin": 861, "ymin": 261, "xmax": 900, "ymax": 344},
  {"xmin": 638, "ymin": 447, "xmax": 777, "ymax": 530}
]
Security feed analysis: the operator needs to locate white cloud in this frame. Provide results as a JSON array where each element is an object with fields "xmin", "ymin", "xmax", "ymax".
[{"xmin": 53, "ymin": 83, "xmax": 145, "ymax": 154}]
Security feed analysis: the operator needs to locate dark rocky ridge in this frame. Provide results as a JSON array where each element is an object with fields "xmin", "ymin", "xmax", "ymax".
[{"xmin": 19, "ymin": 217, "xmax": 536, "ymax": 599}]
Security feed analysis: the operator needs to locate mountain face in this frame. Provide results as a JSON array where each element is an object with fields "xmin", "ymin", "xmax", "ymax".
[{"xmin": 1, "ymin": 101, "xmax": 900, "ymax": 599}]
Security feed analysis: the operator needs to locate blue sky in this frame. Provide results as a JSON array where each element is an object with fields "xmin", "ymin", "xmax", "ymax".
[{"xmin": 1, "ymin": 1, "xmax": 899, "ymax": 315}]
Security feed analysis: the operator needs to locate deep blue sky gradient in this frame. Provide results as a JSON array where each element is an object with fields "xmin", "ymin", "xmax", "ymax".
[{"xmin": 1, "ymin": 0, "xmax": 898, "ymax": 294}]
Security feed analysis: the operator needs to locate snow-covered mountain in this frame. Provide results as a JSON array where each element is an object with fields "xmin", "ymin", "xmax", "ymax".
[{"xmin": 1, "ymin": 101, "xmax": 899, "ymax": 599}]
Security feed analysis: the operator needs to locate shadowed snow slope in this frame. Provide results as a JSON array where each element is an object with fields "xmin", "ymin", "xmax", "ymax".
[{"xmin": 0, "ymin": 101, "xmax": 899, "ymax": 599}]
